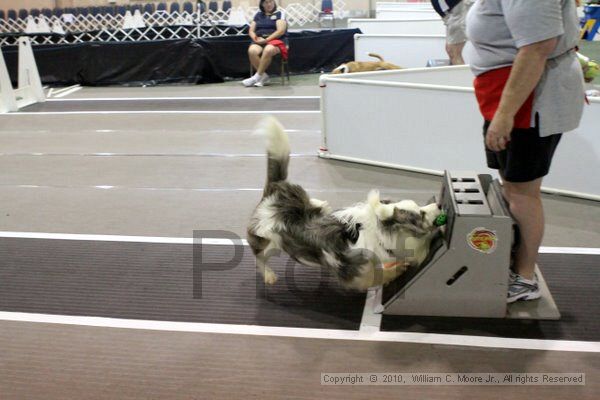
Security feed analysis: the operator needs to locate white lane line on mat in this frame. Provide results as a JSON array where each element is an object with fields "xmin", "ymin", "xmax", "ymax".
[
  {"xmin": 0, "ymin": 311, "xmax": 598, "ymax": 353},
  {"xmin": 1, "ymin": 232, "xmax": 599, "ymax": 254}
]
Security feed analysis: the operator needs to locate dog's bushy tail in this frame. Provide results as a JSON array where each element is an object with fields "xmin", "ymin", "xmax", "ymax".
[
  {"xmin": 367, "ymin": 52, "xmax": 384, "ymax": 61},
  {"xmin": 257, "ymin": 116, "xmax": 290, "ymax": 184}
]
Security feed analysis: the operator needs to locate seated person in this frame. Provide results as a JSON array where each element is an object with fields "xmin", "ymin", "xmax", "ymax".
[{"xmin": 243, "ymin": 0, "xmax": 288, "ymax": 87}]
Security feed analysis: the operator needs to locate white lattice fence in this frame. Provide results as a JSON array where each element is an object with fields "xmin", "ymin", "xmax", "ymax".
[{"xmin": 0, "ymin": 1, "xmax": 348, "ymax": 45}]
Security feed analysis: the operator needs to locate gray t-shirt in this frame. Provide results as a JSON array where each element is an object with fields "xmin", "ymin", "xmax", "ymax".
[{"xmin": 464, "ymin": 0, "xmax": 584, "ymax": 136}]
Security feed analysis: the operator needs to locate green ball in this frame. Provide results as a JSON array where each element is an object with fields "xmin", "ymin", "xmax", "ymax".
[
  {"xmin": 434, "ymin": 213, "xmax": 447, "ymax": 226},
  {"xmin": 585, "ymin": 61, "xmax": 599, "ymax": 81}
]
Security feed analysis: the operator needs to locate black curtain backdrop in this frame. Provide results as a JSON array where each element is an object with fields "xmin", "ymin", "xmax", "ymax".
[{"xmin": 1, "ymin": 29, "xmax": 359, "ymax": 86}]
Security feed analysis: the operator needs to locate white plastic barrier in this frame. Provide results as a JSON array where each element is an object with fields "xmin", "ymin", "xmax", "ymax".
[
  {"xmin": 0, "ymin": 37, "xmax": 45, "ymax": 113},
  {"xmin": 376, "ymin": 2, "xmax": 433, "ymax": 11},
  {"xmin": 376, "ymin": 9, "xmax": 439, "ymax": 19},
  {"xmin": 348, "ymin": 18, "xmax": 444, "ymax": 34},
  {"xmin": 319, "ymin": 66, "xmax": 600, "ymax": 201},
  {"xmin": 0, "ymin": 50, "xmax": 18, "ymax": 112},
  {"xmin": 354, "ymin": 34, "xmax": 448, "ymax": 68}
]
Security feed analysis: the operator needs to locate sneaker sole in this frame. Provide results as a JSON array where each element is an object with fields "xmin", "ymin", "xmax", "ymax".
[{"xmin": 507, "ymin": 291, "xmax": 542, "ymax": 304}]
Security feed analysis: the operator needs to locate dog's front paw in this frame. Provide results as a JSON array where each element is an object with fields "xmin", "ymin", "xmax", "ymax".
[{"xmin": 263, "ymin": 269, "xmax": 278, "ymax": 285}]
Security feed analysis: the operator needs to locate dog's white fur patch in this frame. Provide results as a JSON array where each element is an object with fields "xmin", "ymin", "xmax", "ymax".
[
  {"xmin": 255, "ymin": 116, "xmax": 289, "ymax": 160},
  {"xmin": 420, "ymin": 202, "xmax": 440, "ymax": 227},
  {"xmin": 332, "ymin": 196, "xmax": 390, "ymax": 264},
  {"xmin": 393, "ymin": 199, "xmax": 420, "ymax": 214},
  {"xmin": 332, "ymin": 64, "xmax": 349, "ymax": 74},
  {"xmin": 368, "ymin": 190, "xmax": 395, "ymax": 221},
  {"xmin": 309, "ymin": 198, "xmax": 332, "ymax": 213},
  {"xmin": 252, "ymin": 196, "xmax": 286, "ymax": 239}
]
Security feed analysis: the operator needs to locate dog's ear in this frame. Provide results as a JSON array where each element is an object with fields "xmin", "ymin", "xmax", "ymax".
[{"xmin": 392, "ymin": 208, "xmax": 428, "ymax": 236}]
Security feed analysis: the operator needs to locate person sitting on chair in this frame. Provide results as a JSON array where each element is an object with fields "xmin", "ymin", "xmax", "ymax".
[{"xmin": 243, "ymin": 0, "xmax": 288, "ymax": 87}]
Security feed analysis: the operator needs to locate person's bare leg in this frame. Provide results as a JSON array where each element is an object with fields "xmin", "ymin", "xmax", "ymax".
[
  {"xmin": 446, "ymin": 42, "xmax": 466, "ymax": 65},
  {"xmin": 248, "ymin": 44, "xmax": 263, "ymax": 71},
  {"xmin": 502, "ymin": 178, "xmax": 544, "ymax": 280},
  {"xmin": 257, "ymin": 45, "xmax": 280, "ymax": 75}
]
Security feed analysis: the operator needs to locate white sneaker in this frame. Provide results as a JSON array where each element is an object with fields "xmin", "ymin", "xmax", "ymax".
[
  {"xmin": 254, "ymin": 73, "xmax": 270, "ymax": 87},
  {"xmin": 507, "ymin": 270, "xmax": 541, "ymax": 303},
  {"xmin": 242, "ymin": 73, "xmax": 260, "ymax": 87}
]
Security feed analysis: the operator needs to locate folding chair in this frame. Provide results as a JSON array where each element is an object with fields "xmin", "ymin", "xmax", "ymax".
[
  {"xmin": 198, "ymin": 1, "xmax": 207, "ymax": 14},
  {"xmin": 183, "ymin": 2, "xmax": 194, "ymax": 14},
  {"xmin": 144, "ymin": 4, "xmax": 156, "ymax": 14},
  {"xmin": 249, "ymin": 48, "xmax": 290, "ymax": 85},
  {"xmin": 318, "ymin": 0, "xmax": 335, "ymax": 28}
]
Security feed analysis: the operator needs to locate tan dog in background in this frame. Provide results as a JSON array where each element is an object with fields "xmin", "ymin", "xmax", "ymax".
[{"xmin": 331, "ymin": 53, "xmax": 401, "ymax": 74}]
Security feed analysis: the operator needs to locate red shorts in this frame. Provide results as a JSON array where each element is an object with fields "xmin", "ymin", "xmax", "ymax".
[
  {"xmin": 473, "ymin": 66, "xmax": 534, "ymax": 129},
  {"xmin": 267, "ymin": 39, "xmax": 288, "ymax": 60}
]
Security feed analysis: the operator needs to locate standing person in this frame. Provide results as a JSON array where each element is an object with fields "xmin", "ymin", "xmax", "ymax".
[
  {"xmin": 243, "ymin": 0, "xmax": 288, "ymax": 87},
  {"xmin": 430, "ymin": 0, "xmax": 474, "ymax": 65},
  {"xmin": 465, "ymin": 0, "xmax": 585, "ymax": 303}
]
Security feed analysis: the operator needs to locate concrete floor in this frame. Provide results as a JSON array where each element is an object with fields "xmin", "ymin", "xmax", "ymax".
[
  {"xmin": 1, "ymin": 75, "xmax": 598, "ymax": 246},
  {"xmin": 0, "ymin": 73, "xmax": 599, "ymax": 400}
]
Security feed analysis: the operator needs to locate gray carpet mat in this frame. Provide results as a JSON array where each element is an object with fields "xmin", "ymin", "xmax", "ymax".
[
  {"xmin": 22, "ymin": 98, "xmax": 319, "ymax": 112},
  {"xmin": 381, "ymin": 253, "xmax": 600, "ymax": 341},
  {"xmin": 1, "ymin": 238, "xmax": 597, "ymax": 340},
  {"xmin": 0, "ymin": 238, "xmax": 365, "ymax": 330}
]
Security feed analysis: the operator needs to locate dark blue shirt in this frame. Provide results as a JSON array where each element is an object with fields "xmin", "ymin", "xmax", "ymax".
[
  {"xmin": 430, "ymin": 0, "xmax": 462, "ymax": 17},
  {"xmin": 253, "ymin": 10, "xmax": 286, "ymax": 38}
]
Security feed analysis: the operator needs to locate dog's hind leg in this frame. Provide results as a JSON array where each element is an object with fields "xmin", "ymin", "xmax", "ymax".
[
  {"xmin": 381, "ymin": 262, "xmax": 409, "ymax": 286},
  {"xmin": 247, "ymin": 231, "xmax": 278, "ymax": 285},
  {"xmin": 349, "ymin": 262, "xmax": 409, "ymax": 290}
]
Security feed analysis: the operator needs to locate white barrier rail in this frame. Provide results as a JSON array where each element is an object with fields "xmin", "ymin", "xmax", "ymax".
[
  {"xmin": 354, "ymin": 34, "xmax": 447, "ymax": 67},
  {"xmin": 376, "ymin": 1, "xmax": 433, "ymax": 11},
  {"xmin": 319, "ymin": 66, "xmax": 600, "ymax": 201},
  {"xmin": 376, "ymin": 9, "xmax": 439, "ymax": 19},
  {"xmin": 348, "ymin": 18, "xmax": 444, "ymax": 34},
  {"xmin": 0, "ymin": 37, "xmax": 45, "ymax": 113}
]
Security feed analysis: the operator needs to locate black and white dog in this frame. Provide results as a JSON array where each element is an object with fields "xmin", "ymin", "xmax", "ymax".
[{"xmin": 247, "ymin": 118, "xmax": 441, "ymax": 291}]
